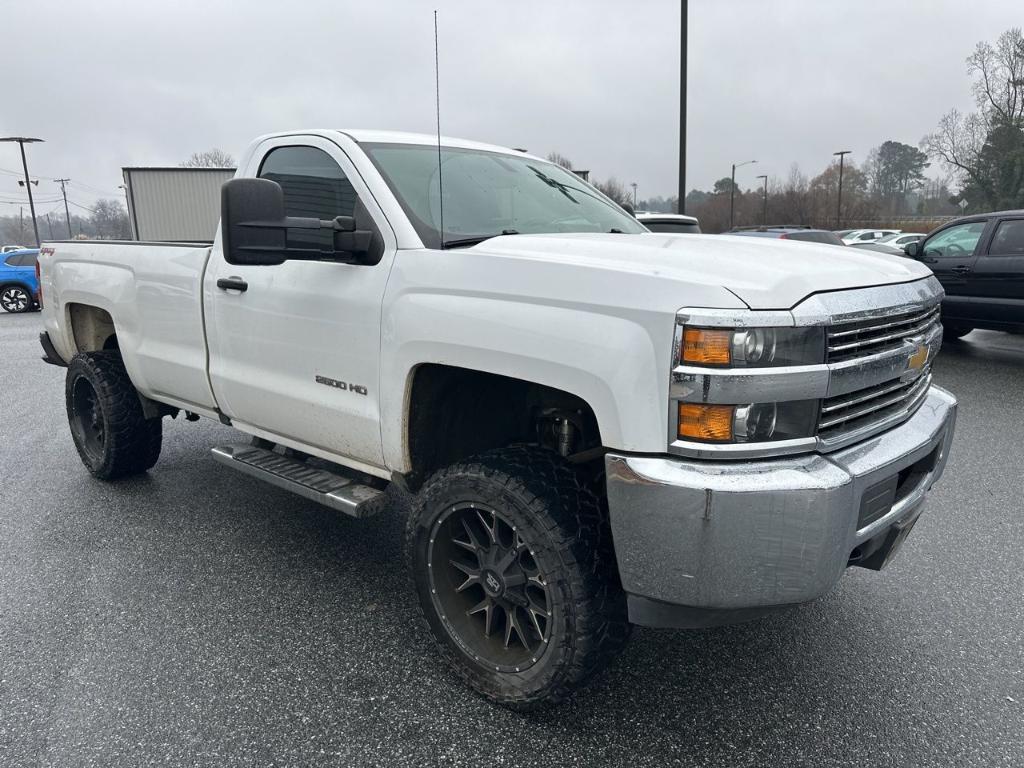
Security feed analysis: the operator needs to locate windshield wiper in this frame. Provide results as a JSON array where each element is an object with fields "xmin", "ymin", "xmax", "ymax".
[{"xmin": 443, "ymin": 229, "xmax": 519, "ymax": 249}]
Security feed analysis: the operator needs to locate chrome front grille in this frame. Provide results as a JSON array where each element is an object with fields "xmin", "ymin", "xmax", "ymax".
[
  {"xmin": 818, "ymin": 298, "xmax": 941, "ymax": 444},
  {"xmin": 819, "ymin": 372, "xmax": 931, "ymax": 438},
  {"xmin": 827, "ymin": 304, "xmax": 940, "ymax": 363}
]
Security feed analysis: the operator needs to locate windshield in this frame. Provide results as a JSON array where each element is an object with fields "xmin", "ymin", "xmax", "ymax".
[{"xmin": 363, "ymin": 143, "xmax": 645, "ymax": 248}]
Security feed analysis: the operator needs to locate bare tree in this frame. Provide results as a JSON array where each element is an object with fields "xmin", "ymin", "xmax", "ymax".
[
  {"xmin": 923, "ymin": 27, "xmax": 1024, "ymax": 208},
  {"xmin": 593, "ymin": 178, "xmax": 632, "ymax": 206},
  {"xmin": 90, "ymin": 199, "xmax": 131, "ymax": 239},
  {"xmin": 967, "ymin": 27, "xmax": 1024, "ymax": 128},
  {"xmin": 546, "ymin": 152, "xmax": 573, "ymax": 170},
  {"xmin": 181, "ymin": 148, "xmax": 236, "ymax": 168}
]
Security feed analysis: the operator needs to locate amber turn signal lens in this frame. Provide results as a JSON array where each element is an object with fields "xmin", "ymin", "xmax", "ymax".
[
  {"xmin": 677, "ymin": 403, "xmax": 735, "ymax": 442},
  {"xmin": 682, "ymin": 328, "xmax": 732, "ymax": 365}
]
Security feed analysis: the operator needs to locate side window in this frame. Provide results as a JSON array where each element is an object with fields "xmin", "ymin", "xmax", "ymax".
[
  {"xmin": 19, "ymin": 253, "xmax": 37, "ymax": 267},
  {"xmin": 3, "ymin": 255, "xmax": 16, "ymax": 267},
  {"xmin": 258, "ymin": 145, "xmax": 358, "ymax": 251},
  {"xmin": 923, "ymin": 221, "xmax": 986, "ymax": 259},
  {"xmin": 988, "ymin": 220, "xmax": 1024, "ymax": 255}
]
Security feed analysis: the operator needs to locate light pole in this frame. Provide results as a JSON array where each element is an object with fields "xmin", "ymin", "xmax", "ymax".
[
  {"xmin": 834, "ymin": 150, "xmax": 852, "ymax": 229},
  {"xmin": 755, "ymin": 174, "xmax": 768, "ymax": 226},
  {"xmin": 678, "ymin": 0, "xmax": 687, "ymax": 213},
  {"xmin": 0, "ymin": 137, "xmax": 44, "ymax": 247},
  {"xmin": 729, "ymin": 159, "xmax": 756, "ymax": 230},
  {"xmin": 630, "ymin": 182, "xmax": 638, "ymax": 209}
]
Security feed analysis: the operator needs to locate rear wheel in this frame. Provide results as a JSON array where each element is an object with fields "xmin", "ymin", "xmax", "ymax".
[
  {"xmin": 65, "ymin": 351, "xmax": 162, "ymax": 479},
  {"xmin": 943, "ymin": 324, "xmax": 973, "ymax": 341},
  {"xmin": 0, "ymin": 285, "xmax": 32, "ymax": 313},
  {"xmin": 407, "ymin": 446, "xmax": 629, "ymax": 708}
]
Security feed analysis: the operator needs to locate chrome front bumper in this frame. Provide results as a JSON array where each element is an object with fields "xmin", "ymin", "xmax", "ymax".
[{"xmin": 605, "ymin": 386, "xmax": 957, "ymax": 628}]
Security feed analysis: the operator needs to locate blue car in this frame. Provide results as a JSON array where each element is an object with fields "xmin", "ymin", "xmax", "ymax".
[{"xmin": 1, "ymin": 248, "xmax": 40, "ymax": 313}]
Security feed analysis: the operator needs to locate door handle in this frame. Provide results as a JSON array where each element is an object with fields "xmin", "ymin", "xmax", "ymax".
[
  {"xmin": 217, "ymin": 277, "xmax": 248, "ymax": 292},
  {"xmin": 951, "ymin": 265, "xmax": 972, "ymax": 275}
]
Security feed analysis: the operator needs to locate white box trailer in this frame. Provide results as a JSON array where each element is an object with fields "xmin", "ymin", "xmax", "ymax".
[{"xmin": 122, "ymin": 167, "xmax": 236, "ymax": 242}]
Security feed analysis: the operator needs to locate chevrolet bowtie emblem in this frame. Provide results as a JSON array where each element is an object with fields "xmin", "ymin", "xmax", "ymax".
[{"xmin": 908, "ymin": 343, "xmax": 929, "ymax": 371}]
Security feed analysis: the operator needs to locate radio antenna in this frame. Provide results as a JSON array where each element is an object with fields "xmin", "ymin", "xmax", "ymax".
[{"xmin": 434, "ymin": 10, "xmax": 445, "ymax": 249}]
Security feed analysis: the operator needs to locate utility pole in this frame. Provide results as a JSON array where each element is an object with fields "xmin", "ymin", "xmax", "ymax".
[
  {"xmin": 834, "ymin": 150, "xmax": 852, "ymax": 229},
  {"xmin": 45, "ymin": 212, "xmax": 54, "ymax": 240},
  {"xmin": 678, "ymin": 0, "xmax": 688, "ymax": 214},
  {"xmin": 729, "ymin": 159, "xmax": 756, "ymax": 230},
  {"xmin": 0, "ymin": 137, "xmax": 44, "ymax": 247},
  {"xmin": 756, "ymin": 174, "xmax": 768, "ymax": 225},
  {"xmin": 630, "ymin": 182, "xmax": 638, "ymax": 209},
  {"xmin": 54, "ymin": 178, "xmax": 73, "ymax": 238}
]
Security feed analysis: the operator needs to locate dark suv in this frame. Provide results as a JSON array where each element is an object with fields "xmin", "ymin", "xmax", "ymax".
[{"xmin": 905, "ymin": 211, "xmax": 1024, "ymax": 340}]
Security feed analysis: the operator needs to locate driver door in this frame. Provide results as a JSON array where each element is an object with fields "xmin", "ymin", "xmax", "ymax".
[
  {"xmin": 918, "ymin": 220, "xmax": 987, "ymax": 323},
  {"xmin": 204, "ymin": 136, "xmax": 395, "ymax": 471}
]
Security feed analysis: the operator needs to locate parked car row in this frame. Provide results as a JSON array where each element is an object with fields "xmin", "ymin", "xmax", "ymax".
[
  {"xmin": 627, "ymin": 210, "xmax": 1022, "ymax": 344},
  {"xmin": 729, "ymin": 226, "xmax": 844, "ymax": 245},
  {"xmin": 0, "ymin": 247, "xmax": 40, "ymax": 313}
]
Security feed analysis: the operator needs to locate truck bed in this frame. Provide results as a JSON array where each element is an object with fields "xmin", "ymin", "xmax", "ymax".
[{"xmin": 40, "ymin": 240, "xmax": 218, "ymax": 414}]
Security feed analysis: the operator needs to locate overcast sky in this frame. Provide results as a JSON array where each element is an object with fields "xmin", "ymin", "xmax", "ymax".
[{"xmin": 2, "ymin": 0, "xmax": 1020, "ymax": 216}]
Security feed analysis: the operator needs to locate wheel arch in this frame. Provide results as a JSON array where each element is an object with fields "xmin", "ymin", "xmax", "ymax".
[
  {"xmin": 66, "ymin": 303, "xmax": 119, "ymax": 352},
  {"xmin": 399, "ymin": 363, "xmax": 604, "ymax": 488}
]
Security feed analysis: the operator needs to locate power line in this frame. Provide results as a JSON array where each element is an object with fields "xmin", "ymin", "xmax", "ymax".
[
  {"xmin": 3, "ymin": 167, "xmax": 121, "ymax": 196},
  {"xmin": 67, "ymin": 199, "xmax": 98, "ymax": 214},
  {"xmin": 0, "ymin": 165, "xmax": 53, "ymax": 181},
  {"xmin": 0, "ymin": 196, "xmax": 63, "ymax": 204},
  {"xmin": 69, "ymin": 179, "xmax": 121, "ymax": 196}
]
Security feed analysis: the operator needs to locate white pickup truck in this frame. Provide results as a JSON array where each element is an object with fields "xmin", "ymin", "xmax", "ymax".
[{"xmin": 38, "ymin": 129, "xmax": 957, "ymax": 708}]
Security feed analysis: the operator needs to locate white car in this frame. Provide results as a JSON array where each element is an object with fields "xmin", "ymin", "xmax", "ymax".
[
  {"xmin": 841, "ymin": 228, "xmax": 901, "ymax": 245},
  {"xmin": 37, "ymin": 128, "xmax": 957, "ymax": 708},
  {"xmin": 877, "ymin": 232, "xmax": 926, "ymax": 248},
  {"xmin": 636, "ymin": 212, "xmax": 701, "ymax": 234}
]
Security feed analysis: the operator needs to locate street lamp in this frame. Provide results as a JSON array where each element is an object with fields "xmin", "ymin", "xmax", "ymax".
[
  {"xmin": 630, "ymin": 182, "xmax": 638, "ymax": 209},
  {"xmin": 755, "ymin": 174, "xmax": 768, "ymax": 226},
  {"xmin": 678, "ymin": 0, "xmax": 688, "ymax": 213},
  {"xmin": 834, "ymin": 150, "xmax": 852, "ymax": 229},
  {"xmin": 729, "ymin": 159, "xmax": 756, "ymax": 230},
  {"xmin": 0, "ymin": 136, "xmax": 44, "ymax": 247}
]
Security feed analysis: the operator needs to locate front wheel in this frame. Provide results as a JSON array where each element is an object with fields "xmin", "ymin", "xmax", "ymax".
[
  {"xmin": 406, "ymin": 446, "xmax": 629, "ymax": 709},
  {"xmin": 0, "ymin": 285, "xmax": 33, "ymax": 313},
  {"xmin": 65, "ymin": 351, "xmax": 163, "ymax": 479}
]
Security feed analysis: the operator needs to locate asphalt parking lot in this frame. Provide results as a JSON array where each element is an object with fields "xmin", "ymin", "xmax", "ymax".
[{"xmin": 1, "ymin": 311, "xmax": 1021, "ymax": 768}]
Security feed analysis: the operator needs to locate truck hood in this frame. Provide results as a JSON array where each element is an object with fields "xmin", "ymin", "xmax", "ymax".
[{"xmin": 470, "ymin": 232, "xmax": 931, "ymax": 309}]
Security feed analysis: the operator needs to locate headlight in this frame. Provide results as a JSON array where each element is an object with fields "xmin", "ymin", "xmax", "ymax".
[
  {"xmin": 680, "ymin": 326, "xmax": 824, "ymax": 368},
  {"xmin": 677, "ymin": 400, "xmax": 818, "ymax": 443}
]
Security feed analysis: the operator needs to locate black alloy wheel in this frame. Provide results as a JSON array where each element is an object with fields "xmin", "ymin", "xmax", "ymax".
[
  {"xmin": 69, "ymin": 374, "xmax": 106, "ymax": 466},
  {"xmin": 427, "ymin": 502, "xmax": 552, "ymax": 673},
  {"xmin": 407, "ymin": 446, "xmax": 630, "ymax": 708},
  {"xmin": 65, "ymin": 351, "xmax": 162, "ymax": 479}
]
